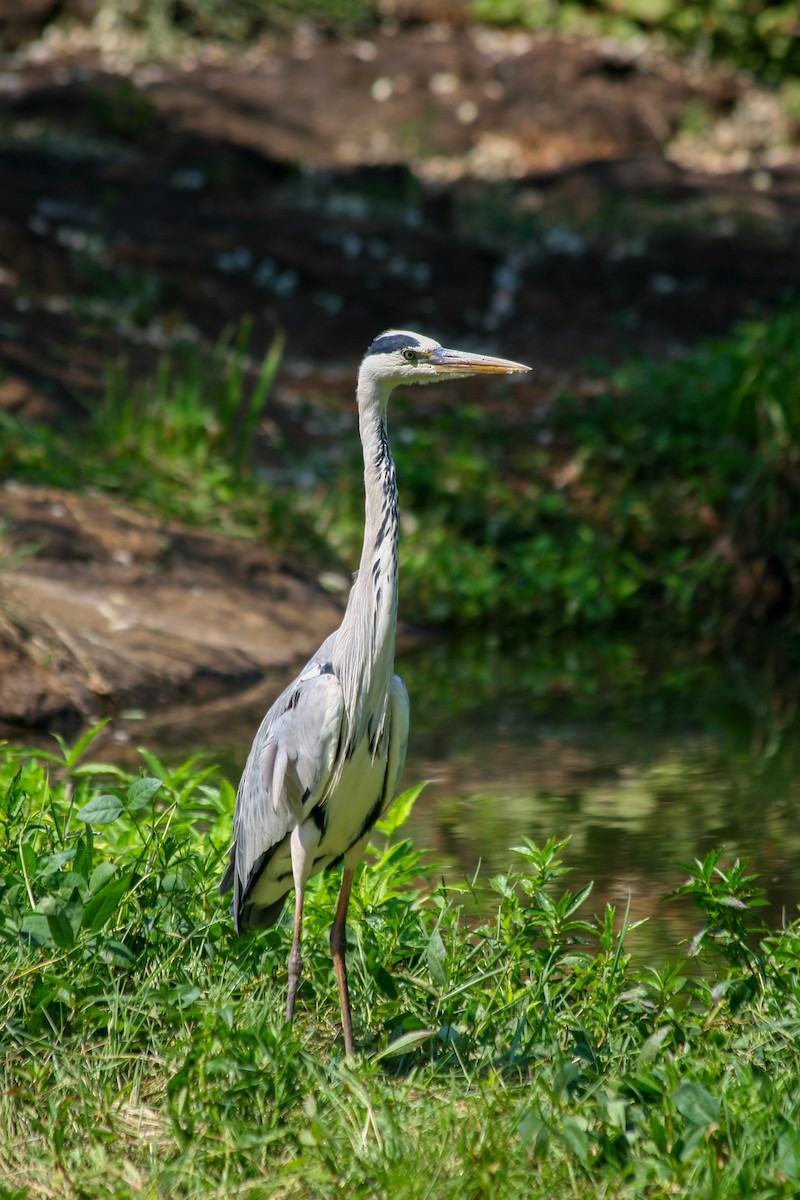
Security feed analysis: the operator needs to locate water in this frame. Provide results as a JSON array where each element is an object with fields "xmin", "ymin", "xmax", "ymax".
[{"xmin": 108, "ymin": 633, "xmax": 800, "ymax": 963}]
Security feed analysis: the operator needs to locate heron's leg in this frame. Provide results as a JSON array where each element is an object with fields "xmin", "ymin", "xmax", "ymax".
[
  {"xmin": 330, "ymin": 864, "xmax": 357, "ymax": 1055},
  {"xmin": 286, "ymin": 880, "xmax": 306, "ymax": 1023},
  {"xmin": 287, "ymin": 824, "xmax": 316, "ymax": 1024}
]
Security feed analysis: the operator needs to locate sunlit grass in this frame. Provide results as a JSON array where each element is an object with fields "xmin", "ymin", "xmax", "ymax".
[
  {"xmin": 2, "ymin": 731, "xmax": 800, "ymax": 1198},
  {"xmin": 2, "ymin": 305, "xmax": 800, "ymax": 636}
]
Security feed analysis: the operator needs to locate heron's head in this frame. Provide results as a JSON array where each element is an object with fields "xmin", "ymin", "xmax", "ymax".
[{"xmin": 359, "ymin": 330, "xmax": 531, "ymax": 398}]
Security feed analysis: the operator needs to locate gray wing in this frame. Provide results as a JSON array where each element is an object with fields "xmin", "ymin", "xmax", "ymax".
[
  {"xmin": 220, "ymin": 647, "xmax": 344, "ymax": 931},
  {"xmin": 382, "ymin": 673, "xmax": 410, "ymax": 818}
]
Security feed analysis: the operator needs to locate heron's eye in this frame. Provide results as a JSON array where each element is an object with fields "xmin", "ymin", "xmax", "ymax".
[{"xmin": 403, "ymin": 350, "xmax": 418, "ymax": 362}]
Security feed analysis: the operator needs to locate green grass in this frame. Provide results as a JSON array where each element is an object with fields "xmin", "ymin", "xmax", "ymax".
[
  {"xmin": 2, "ymin": 731, "xmax": 800, "ymax": 1198},
  {"xmin": 0, "ymin": 322, "xmax": 314, "ymax": 546},
  {"xmin": 95, "ymin": 0, "xmax": 800, "ymax": 81},
  {"xmin": 3, "ymin": 305, "xmax": 800, "ymax": 637},
  {"xmin": 470, "ymin": 0, "xmax": 800, "ymax": 81},
  {"xmin": 319, "ymin": 304, "xmax": 800, "ymax": 635}
]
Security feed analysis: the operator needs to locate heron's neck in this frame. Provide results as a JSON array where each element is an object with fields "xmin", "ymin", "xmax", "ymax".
[{"xmin": 334, "ymin": 389, "xmax": 399, "ymax": 730}]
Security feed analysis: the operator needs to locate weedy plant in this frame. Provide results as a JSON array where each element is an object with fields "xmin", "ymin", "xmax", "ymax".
[
  {"xmin": 86, "ymin": 321, "xmax": 285, "ymax": 510},
  {"xmin": 2, "ymin": 729, "xmax": 800, "ymax": 1198},
  {"xmin": 3, "ymin": 306, "xmax": 800, "ymax": 637}
]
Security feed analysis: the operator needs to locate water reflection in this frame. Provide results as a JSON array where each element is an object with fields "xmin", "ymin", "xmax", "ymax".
[
  {"xmin": 398, "ymin": 634, "xmax": 800, "ymax": 961},
  {"xmin": 94, "ymin": 633, "xmax": 800, "ymax": 963}
]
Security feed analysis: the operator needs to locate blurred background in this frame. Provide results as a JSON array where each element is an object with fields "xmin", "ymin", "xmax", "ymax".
[{"xmin": 2, "ymin": 0, "xmax": 800, "ymax": 957}]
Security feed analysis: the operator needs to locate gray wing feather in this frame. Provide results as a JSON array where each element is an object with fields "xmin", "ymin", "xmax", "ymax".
[
  {"xmin": 220, "ymin": 647, "xmax": 344, "ymax": 930},
  {"xmin": 383, "ymin": 674, "xmax": 410, "ymax": 816}
]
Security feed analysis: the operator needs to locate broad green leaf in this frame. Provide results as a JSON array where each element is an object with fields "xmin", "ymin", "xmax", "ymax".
[
  {"xmin": 427, "ymin": 926, "xmax": 449, "ymax": 989},
  {"xmin": 375, "ymin": 782, "xmax": 428, "ymax": 838},
  {"xmin": 171, "ymin": 985, "xmax": 201, "ymax": 1008},
  {"xmin": 563, "ymin": 880, "xmax": 594, "ymax": 917},
  {"xmin": 127, "ymin": 777, "xmax": 163, "ymax": 811},
  {"xmin": 83, "ymin": 874, "xmax": 130, "ymax": 932},
  {"xmin": 370, "ymin": 964, "xmax": 398, "ymax": 1000},
  {"xmin": 100, "ymin": 938, "xmax": 135, "ymax": 967},
  {"xmin": 74, "ymin": 831, "xmax": 94, "ymax": 879},
  {"xmin": 38, "ymin": 849, "xmax": 77, "ymax": 877},
  {"xmin": 559, "ymin": 1116, "xmax": 590, "ymax": 1162},
  {"xmin": 76, "ymin": 794, "xmax": 124, "ymax": 825},
  {"xmin": 89, "ymin": 862, "xmax": 117, "ymax": 894},
  {"xmin": 605, "ymin": 1098, "xmax": 627, "ymax": 1132},
  {"xmin": 20, "ymin": 914, "xmax": 52, "ymax": 945},
  {"xmin": 672, "ymin": 1081, "xmax": 720, "ymax": 1127},
  {"xmin": 490, "ymin": 874, "xmax": 515, "ymax": 899},
  {"xmin": 64, "ymin": 888, "xmax": 83, "ymax": 936},
  {"xmin": 71, "ymin": 762, "xmax": 130, "ymax": 779},
  {"xmin": 776, "ymin": 1129, "xmax": 800, "ymax": 1183},
  {"xmin": 373, "ymin": 1028, "xmax": 437, "ymax": 1061},
  {"xmin": 47, "ymin": 908, "xmax": 76, "ymax": 948},
  {"xmin": 19, "ymin": 842, "xmax": 37, "ymax": 879},
  {"xmin": 639, "ymin": 1025, "xmax": 671, "ymax": 1065}
]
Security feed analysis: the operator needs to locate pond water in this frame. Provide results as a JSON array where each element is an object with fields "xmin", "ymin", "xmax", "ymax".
[{"xmin": 114, "ymin": 633, "xmax": 800, "ymax": 965}]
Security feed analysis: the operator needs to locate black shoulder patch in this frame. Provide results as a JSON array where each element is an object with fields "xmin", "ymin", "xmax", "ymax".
[{"xmin": 366, "ymin": 332, "xmax": 421, "ymax": 357}]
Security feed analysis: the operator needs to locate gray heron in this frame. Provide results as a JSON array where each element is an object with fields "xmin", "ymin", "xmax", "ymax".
[{"xmin": 220, "ymin": 329, "xmax": 531, "ymax": 1054}]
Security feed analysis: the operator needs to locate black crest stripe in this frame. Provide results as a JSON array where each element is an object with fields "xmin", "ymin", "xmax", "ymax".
[{"xmin": 366, "ymin": 332, "xmax": 422, "ymax": 356}]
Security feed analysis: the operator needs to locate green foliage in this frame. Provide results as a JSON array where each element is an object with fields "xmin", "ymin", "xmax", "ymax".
[
  {"xmin": 86, "ymin": 322, "xmax": 285, "ymax": 509},
  {"xmin": 471, "ymin": 0, "xmax": 800, "ymax": 81},
  {"xmin": 2, "ymin": 735, "xmax": 800, "ymax": 1197},
  {"xmin": 4, "ymin": 306, "xmax": 800, "ymax": 636},
  {"xmin": 4, "ymin": 304, "xmax": 800, "ymax": 638},
  {"xmin": 99, "ymin": 0, "xmax": 800, "ymax": 79},
  {"xmin": 315, "ymin": 305, "xmax": 800, "ymax": 635},
  {"xmin": 0, "ymin": 324, "xmax": 313, "ymax": 547},
  {"xmin": 101, "ymin": 0, "xmax": 375, "ymax": 41}
]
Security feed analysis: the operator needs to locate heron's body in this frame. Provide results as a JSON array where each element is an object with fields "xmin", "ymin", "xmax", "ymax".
[
  {"xmin": 224, "ymin": 641, "xmax": 408, "ymax": 929},
  {"xmin": 221, "ymin": 329, "xmax": 529, "ymax": 1054}
]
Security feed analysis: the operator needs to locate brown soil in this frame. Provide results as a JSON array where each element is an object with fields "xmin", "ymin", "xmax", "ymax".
[
  {"xmin": 1, "ymin": 15, "xmax": 799, "ymax": 730},
  {"xmin": 0, "ymin": 484, "xmax": 341, "ymax": 730}
]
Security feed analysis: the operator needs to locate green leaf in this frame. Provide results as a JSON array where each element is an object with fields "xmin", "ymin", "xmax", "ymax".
[
  {"xmin": 375, "ymin": 782, "xmax": 428, "ymax": 838},
  {"xmin": 373, "ymin": 1029, "xmax": 438, "ymax": 1061},
  {"xmin": 83, "ymin": 874, "xmax": 130, "ymax": 932},
  {"xmin": 38, "ymin": 849, "xmax": 77, "ymax": 877},
  {"xmin": 672, "ymin": 1081, "xmax": 720, "ymax": 1127},
  {"xmin": 776, "ymin": 1129, "xmax": 800, "ymax": 1183},
  {"xmin": 371, "ymin": 964, "xmax": 398, "ymax": 1000},
  {"xmin": 89, "ymin": 862, "xmax": 117, "ymax": 894},
  {"xmin": 47, "ymin": 907, "xmax": 76, "ymax": 948},
  {"xmin": 718, "ymin": 895, "xmax": 748, "ymax": 909},
  {"xmin": 100, "ymin": 938, "xmax": 135, "ymax": 967},
  {"xmin": 74, "ymin": 830, "xmax": 94, "ymax": 879},
  {"xmin": 127, "ymin": 777, "xmax": 163, "ymax": 812},
  {"xmin": 70, "ymin": 762, "xmax": 130, "ymax": 779},
  {"xmin": 20, "ymin": 914, "xmax": 53, "ymax": 946},
  {"xmin": 559, "ymin": 1116, "xmax": 590, "ymax": 1162},
  {"xmin": 172, "ymin": 985, "xmax": 201, "ymax": 1008},
  {"xmin": 76, "ymin": 794, "xmax": 124, "ymax": 825},
  {"xmin": 605, "ymin": 1098, "xmax": 627, "ymax": 1132},
  {"xmin": 64, "ymin": 887, "xmax": 83, "ymax": 936},
  {"xmin": 639, "ymin": 1025, "xmax": 671, "ymax": 1065},
  {"xmin": 427, "ymin": 926, "xmax": 449, "ymax": 989},
  {"xmin": 60, "ymin": 720, "xmax": 110, "ymax": 770},
  {"xmin": 563, "ymin": 880, "xmax": 594, "ymax": 917},
  {"xmin": 19, "ymin": 842, "xmax": 37, "ymax": 879}
]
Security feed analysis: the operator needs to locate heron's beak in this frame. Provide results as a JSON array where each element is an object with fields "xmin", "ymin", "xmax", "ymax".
[{"xmin": 432, "ymin": 347, "xmax": 532, "ymax": 374}]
